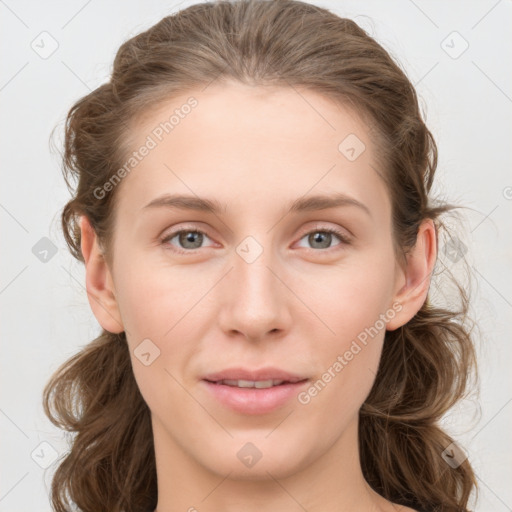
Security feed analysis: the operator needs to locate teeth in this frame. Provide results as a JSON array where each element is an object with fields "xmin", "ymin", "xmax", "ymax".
[{"xmin": 220, "ymin": 379, "xmax": 286, "ymax": 388}]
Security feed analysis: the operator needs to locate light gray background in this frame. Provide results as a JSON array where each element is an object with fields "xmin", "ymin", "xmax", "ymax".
[{"xmin": 1, "ymin": 1, "xmax": 511, "ymax": 511}]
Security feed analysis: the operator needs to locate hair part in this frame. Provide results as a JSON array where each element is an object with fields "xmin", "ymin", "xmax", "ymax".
[{"xmin": 44, "ymin": 1, "xmax": 478, "ymax": 511}]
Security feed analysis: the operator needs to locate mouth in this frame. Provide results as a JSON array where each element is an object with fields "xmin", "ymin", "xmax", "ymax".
[
  {"xmin": 200, "ymin": 372, "xmax": 310, "ymax": 415},
  {"xmin": 204, "ymin": 378, "xmax": 308, "ymax": 388}
]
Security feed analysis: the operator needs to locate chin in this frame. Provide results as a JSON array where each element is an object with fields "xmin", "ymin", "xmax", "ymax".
[{"xmin": 196, "ymin": 437, "xmax": 314, "ymax": 481}]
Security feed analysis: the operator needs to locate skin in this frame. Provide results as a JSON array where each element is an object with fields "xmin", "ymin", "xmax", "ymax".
[{"xmin": 80, "ymin": 81, "xmax": 436, "ymax": 512}]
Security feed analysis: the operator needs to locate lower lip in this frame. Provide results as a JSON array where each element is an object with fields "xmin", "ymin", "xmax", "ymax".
[{"xmin": 201, "ymin": 379, "xmax": 309, "ymax": 415}]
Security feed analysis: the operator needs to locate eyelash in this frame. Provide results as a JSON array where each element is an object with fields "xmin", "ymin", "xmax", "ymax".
[{"xmin": 160, "ymin": 225, "xmax": 351, "ymax": 255}]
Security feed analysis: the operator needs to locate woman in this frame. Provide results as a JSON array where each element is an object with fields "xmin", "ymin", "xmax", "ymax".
[{"xmin": 43, "ymin": 1, "xmax": 477, "ymax": 511}]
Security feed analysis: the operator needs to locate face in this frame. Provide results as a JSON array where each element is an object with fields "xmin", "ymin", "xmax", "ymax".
[{"xmin": 84, "ymin": 81, "xmax": 426, "ymax": 481}]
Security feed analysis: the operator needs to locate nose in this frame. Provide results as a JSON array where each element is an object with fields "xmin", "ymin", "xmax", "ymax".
[{"xmin": 217, "ymin": 244, "xmax": 292, "ymax": 342}]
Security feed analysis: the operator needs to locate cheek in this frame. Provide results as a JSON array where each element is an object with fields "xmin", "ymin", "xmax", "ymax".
[
  {"xmin": 298, "ymin": 294, "xmax": 387, "ymax": 437},
  {"xmin": 114, "ymin": 255, "xmax": 197, "ymax": 339},
  {"xmin": 297, "ymin": 252, "xmax": 395, "ymax": 409},
  {"xmin": 113, "ymin": 255, "xmax": 212, "ymax": 396},
  {"xmin": 304, "ymin": 254, "xmax": 396, "ymax": 339}
]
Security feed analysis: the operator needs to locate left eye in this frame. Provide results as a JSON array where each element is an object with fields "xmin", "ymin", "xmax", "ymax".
[
  {"xmin": 161, "ymin": 227, "xmax": 349, "ymax": 254},
  {"xmin": 296, "ymin": 228, "xmax": 349, "ymax": 250}
]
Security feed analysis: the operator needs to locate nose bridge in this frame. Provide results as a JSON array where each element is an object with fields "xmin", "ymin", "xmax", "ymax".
[{"xmin": 219, "ymin": 233, "xmax": 289, "ymax": 339}]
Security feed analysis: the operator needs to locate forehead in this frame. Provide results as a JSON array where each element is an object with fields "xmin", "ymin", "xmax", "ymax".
[{"xmin": 115, "ymin": 82, "xmax": 389, "ymax": 221}]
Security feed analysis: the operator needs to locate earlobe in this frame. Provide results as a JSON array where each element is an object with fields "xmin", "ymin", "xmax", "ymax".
[
  {"xmin": 80, "ymin": 215, "xmax": 124, "ymax": 334},
  {"xmin": 386, "ymin": 219, "xmax": 437, "ymax": 331}
]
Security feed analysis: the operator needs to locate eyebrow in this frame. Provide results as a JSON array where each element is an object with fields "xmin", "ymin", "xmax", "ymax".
[{"xmin": 142, "ymin": 192, "xmax": 371, "ymax": 217}]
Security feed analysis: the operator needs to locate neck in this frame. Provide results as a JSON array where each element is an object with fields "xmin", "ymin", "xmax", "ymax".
[{"xmin": 151, "ymin": 414, "xmax": 398, "ymax": 512}]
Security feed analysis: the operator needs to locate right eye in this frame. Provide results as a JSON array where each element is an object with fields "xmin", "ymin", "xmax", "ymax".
[{"xmin": 161, "ymin": 228, "xmax": 216, "ymax": 254}]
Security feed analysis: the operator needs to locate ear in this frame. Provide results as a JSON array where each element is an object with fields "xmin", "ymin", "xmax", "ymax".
[
  {"xmin": 80, "ymin": 215, "xmax": 124, "ymax": 334},
  {"xmin": 386, "ymin": 218, "xmax": 437, "ymax": 331}
]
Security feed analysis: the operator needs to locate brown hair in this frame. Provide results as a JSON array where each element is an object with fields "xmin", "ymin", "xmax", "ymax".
[{"xmin": 43, "ymin": 1, "xmax": 478, "ymax": 511}]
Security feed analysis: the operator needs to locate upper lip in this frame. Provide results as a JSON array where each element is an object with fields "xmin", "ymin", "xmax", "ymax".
[{"xmin": 202, "ymin": 367, "xmax": 309, "ymax": 383}]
